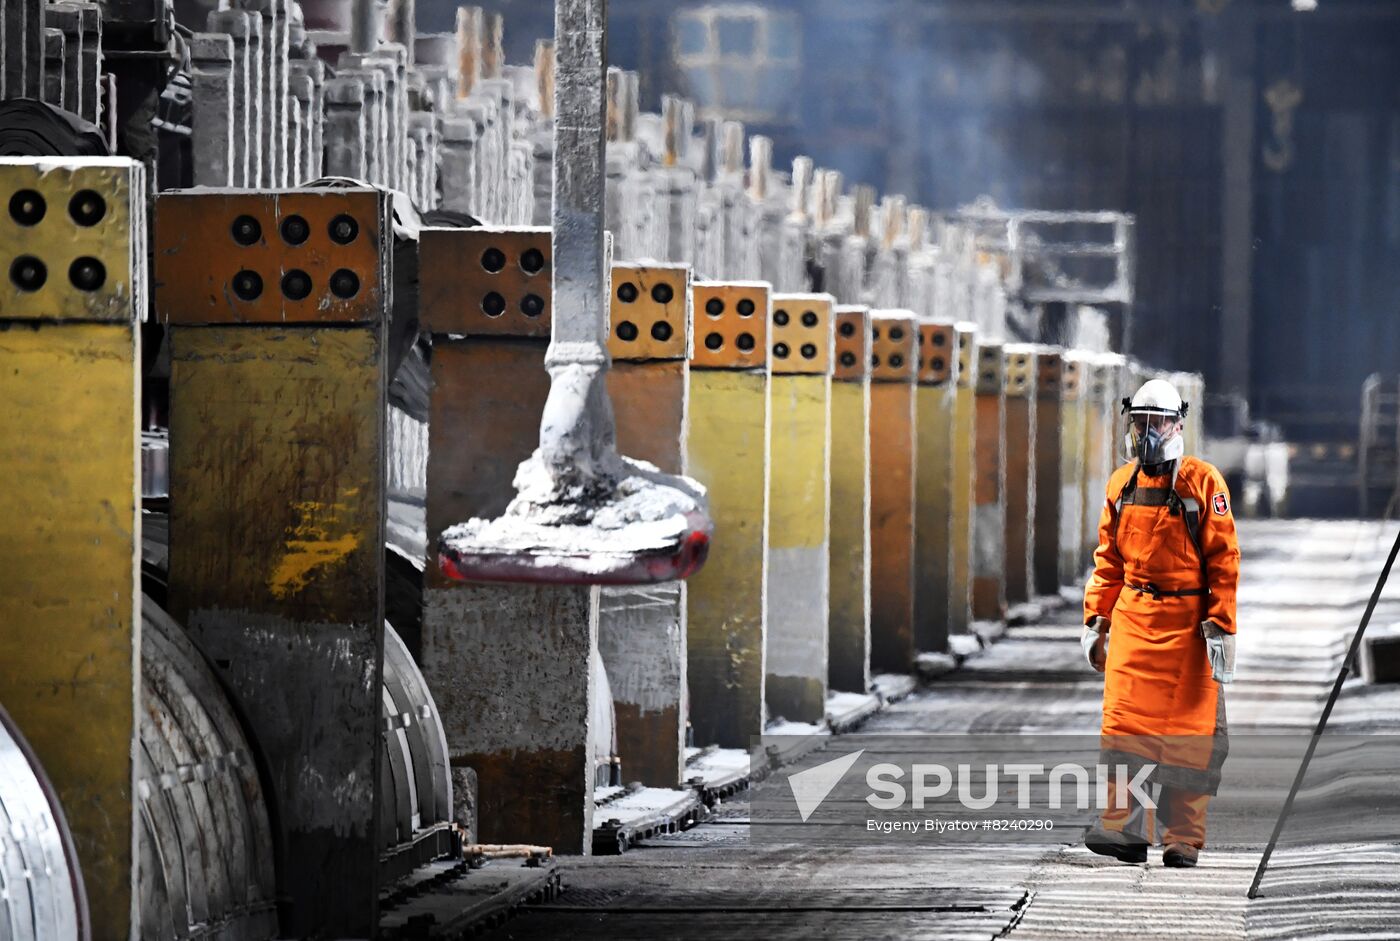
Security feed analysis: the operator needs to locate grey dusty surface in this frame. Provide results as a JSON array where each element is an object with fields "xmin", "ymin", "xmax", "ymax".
[{"xmin": 481, "ymin": 521, "xmax": 1400, "ymax": 940}]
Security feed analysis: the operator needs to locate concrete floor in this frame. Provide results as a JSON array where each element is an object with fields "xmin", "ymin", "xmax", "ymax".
[{"xmin": 485, "ymin": 520, "xmax": 1400, "ymax": 940}]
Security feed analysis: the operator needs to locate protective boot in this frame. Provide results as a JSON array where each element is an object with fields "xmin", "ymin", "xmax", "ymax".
[
  {"xmin": 1084, "ymin": 825, "xmax": 1147, "ymax": 864},
  {"xmin": 1162, "ymin": 843, "xmax": 1199, "ymax": 868}
]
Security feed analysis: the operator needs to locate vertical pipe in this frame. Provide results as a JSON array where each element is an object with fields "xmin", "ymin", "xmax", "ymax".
[{"xmin": 351, "ymin": 0, "xmax": 377, "ymax": 54}]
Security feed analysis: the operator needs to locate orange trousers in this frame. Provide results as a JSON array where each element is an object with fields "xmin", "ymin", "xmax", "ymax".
[{"xmin": 1099, "ymin": 773, "xmax": 1210, "ymax": 848}]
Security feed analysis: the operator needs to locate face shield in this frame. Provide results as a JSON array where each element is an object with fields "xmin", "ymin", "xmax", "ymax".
[{"xmin": 1123, "ymin": 409, "xmax": 1184, "ymax": 465}]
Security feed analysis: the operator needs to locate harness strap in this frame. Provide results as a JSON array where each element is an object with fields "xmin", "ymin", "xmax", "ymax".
[{"xmin": 1111, "ymin": 462, "xmax": 1212, "ymax": 611}]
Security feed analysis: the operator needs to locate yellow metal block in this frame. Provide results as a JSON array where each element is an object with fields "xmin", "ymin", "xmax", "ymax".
[
  {"xmin": 1059, "ymin": 353, "xmax": 1088, "ymax": 585},
  {"xmin": 609, "ymin": 262, "xmax": 690, "ymax": 361},
  {"xmin": 0, "ymin": 156, "xmax": 143, "ymax": 941},
  {"xmin": 1080, "ymin": 354, "xmax": 1124, "ymax": 571},
  {"xmin": 1002, "ymin": 344, "xmax": 1037, "ymax": 607},
  {"xmin": 770, "ymin": 293, "xmax": 833, "ymax": 375},
  {"xmin": 869, "ymin": 310, "xmax": 918, "ymax": 673},
  {"xmin": 168, "ymin": 325, "xmax": 386, "ymax": 934},
  {"xmin": 948, "ymin": 323, "xmax": 978, "ymax": 637},
  {"xmin": 685, "ymin": 368, "xmax": 769, "ymax": 747},
  {"xmin": 766, "ymin": 369, "xmax": 831, "ymax": 721},
  {"xmin": 0, "ymin": 323, "xmax": 138, "ymax": 941},
  {"xmin": 827, "ymin": 334, "xmax": 870, "ymax": 692},
  {"xmin": 973, "ymin": 341, "xmax": 1006, "ymax": 622},
  {"xmin": 0, "ymin": 157, "xmax": 143, "ymax": 322}
]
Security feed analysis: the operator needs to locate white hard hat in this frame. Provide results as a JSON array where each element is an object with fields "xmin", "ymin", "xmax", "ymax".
[{"xmin": 1125, "ymin": 378, "xmax": 1185, "ymax": 417}]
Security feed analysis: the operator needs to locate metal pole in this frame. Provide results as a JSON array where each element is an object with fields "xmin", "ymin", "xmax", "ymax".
[
  {"xmin": 350, "ymin": 0, "xmax": 377, "ymax": 55},
  {"xmin": 1247, "ymin": 523, "xmax": 1400, "ymax": 898},
  {"xmin": 387, "ymin": 0, "xmax": 415, "ymax": 64},
  {"xmin": 532, "ymin": 0, "xmax": 628, "ymax": 494}
]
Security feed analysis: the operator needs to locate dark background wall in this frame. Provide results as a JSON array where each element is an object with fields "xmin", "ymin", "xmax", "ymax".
[{"xmin": 419, "ymin": 0, "xmax": 1400, "ymax": 442}]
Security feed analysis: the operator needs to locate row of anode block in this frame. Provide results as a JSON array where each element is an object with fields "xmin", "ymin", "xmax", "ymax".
[{"xmin": 0, "ymin": 165, "xmax": 1174, "ymax": 941}]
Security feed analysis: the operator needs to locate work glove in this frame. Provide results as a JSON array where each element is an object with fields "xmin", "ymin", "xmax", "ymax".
[
  {"xmin": 1200, "ymin": 619, "xmax": 1235, "ymax": 684},
  {"xmin": 1082, "ymin": 616, "xmax": 1109, "ymax": 673}
]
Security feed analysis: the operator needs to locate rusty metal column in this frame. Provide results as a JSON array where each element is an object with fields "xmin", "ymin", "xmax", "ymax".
[
  {"xmin": 913, "ymin": 320, "xmax": 957, "ymax": 653},
  {"xmin": 1058, "ymin": 354, "xmax": 1088, "ymax": 585},
  {"xmin": 972, "ymin": 340, "xmax": 1007, "ymax": 624},
  {"xmin": 829, "ymin": 306, "xmax": 872, "ymax": 693},
  {"xmin": 1033, "ymin": 349, "xmax": 1065, "ymax": 596},
  {"xmin": 765, "ymin": 293, "xmax": 835, "ymax": 721},
  {"xmin": 416, "ymin": 225, "xmax": 596, "ymax": 852},
  {"xmin": 868, "ymin": 311, "xmax": 919, "ymax": 674},
  {"xmin": 0, "ymin": 156, "xmax": 144, "ymax": 941},
  {"xmin": 686, "ymin": 281, "xmax": 772, "ymax": 747},
  {"xmin": 599, "ymin": 262, "xmax": 692, "ymax": 786},
  {"xmin": 948, "ymin": 323, "xmax": 979, "ymax": 638},
  {"xmin": 157, "ymin": 186, "xmax": 391, "ymax": 937},
  {"xmin": 1002, "ymin": 344, "xmax": 1038, "ymax": 608}
]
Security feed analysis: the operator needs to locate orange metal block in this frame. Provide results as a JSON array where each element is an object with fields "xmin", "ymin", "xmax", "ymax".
[
  {"xmin": 870, "ymin": 312, "xmax": 917, "ymax": 383},
  {"xmin": 917, "ymin": 321, "xmax": 956, "ymax": 386},
  {"xmin": 691, "ymin": 281, "xmax": 769, "ymax": 370},
  {"xmin": 770, "ymin": 293, "xmax": 834, "ymax": 375},
  {"xmin": 155, "ymin": 188, "xmax": 390, "ymax": 324},
  {"xmin": 833, "ymin": 306, "xmax": 871, "ymax": 382},
  {"xmin": 609, "ymin": 263, "xmax": 690, "ymax": 361},
  {"xmin": 868, "ymin": 310, "xmax": 918, "ymax": 672},
  {"xmin": 1033, "ymin": 349, "xmax": 1065, "ymax": 595},
  {"xmin": 418, "ymin": 226, "xmax": 552, "ymax": 337}
]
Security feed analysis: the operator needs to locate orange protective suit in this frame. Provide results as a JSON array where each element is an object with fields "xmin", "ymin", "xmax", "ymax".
[{"xmin": 1083, "ymin": 455, "xmax": 1240, "ymax": 846}]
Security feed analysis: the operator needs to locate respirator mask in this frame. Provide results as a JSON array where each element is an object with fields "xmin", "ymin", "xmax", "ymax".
[{"xmin": 1123, "ymin": 410, "xmax": 1184, "ymax": 466}]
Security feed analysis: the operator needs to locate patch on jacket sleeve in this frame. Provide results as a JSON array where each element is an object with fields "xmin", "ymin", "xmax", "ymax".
[{"xmin": 1212, "ymin": 491, "xmax": 1230, "ymax": 516}]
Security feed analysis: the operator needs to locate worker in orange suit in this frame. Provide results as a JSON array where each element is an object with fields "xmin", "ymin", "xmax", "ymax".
[{"xmin": 1080, "ymin": 379, "xmax": 1239, "ymax": 868}]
